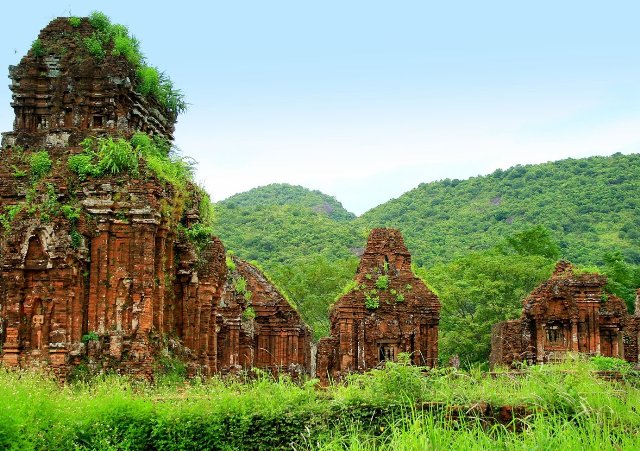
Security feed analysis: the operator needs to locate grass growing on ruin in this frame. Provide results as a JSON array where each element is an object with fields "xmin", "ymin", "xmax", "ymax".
[
  {"xmin": 0, "ymin": 355, "xmax": 639, "ymax": 450},
  {"xmin": 82, "ymin": 11, "xmax": 187, "ymax": 114}
]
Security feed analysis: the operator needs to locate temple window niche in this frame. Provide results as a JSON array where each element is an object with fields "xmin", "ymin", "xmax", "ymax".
[
  {"xmin": 92, "ymin": 115, "xmax": 103, "ymax": 128},
  {"xmin": 377, "ymin": 340, "xmax": 398, "ymax": 362},
  {"xmin": 37, "ymin": 115, "xmax": 50, "ymax": 130},
  {"xmin": 545, "ymin": 322, "xmax": 565, "ymax": 345}
]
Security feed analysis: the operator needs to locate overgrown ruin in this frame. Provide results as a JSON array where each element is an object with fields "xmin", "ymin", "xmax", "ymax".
[
  {"xmin": 0, "ymin": 16, "xmax": 310, "ymax": 379},
  {"xmin": 316, "ymin": 228, "xmax": 441, "ymax": 384},
  {"xmin": 7, "ymin": 15, "xmax": 638, "ymax": 383},
  {"xmin": 490, "ymin": 261, "xmax": 640, "ymax": 367}
]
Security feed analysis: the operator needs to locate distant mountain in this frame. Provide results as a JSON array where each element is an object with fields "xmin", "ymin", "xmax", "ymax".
[
  {"xmin": 221, "ymin": 183, "xmax": 355, "ymax": 221},
  {"xmin": 360, "ymin": 152, "xmax": 640, "ymax": 266},
  {"xmin": 215, "ymin": 183, "xmax": 361, "ymax": 266},
  {"xmin": 216, "ymin": 154, "xmax": 640, "ymax": 268},
  {"xmin": 214, "ymin": 154, "xmax": 640, "ymax": 341}
]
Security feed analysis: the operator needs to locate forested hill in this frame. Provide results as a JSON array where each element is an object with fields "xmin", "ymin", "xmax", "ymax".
[
  {"xmin": 214, "ymin": 154, "xmax": 640, "ymax": 350},
  {"xmin": 215, "ymin": 184, "xmax": 363, "ymax": 266},
  {"xmin": 221, "ymin": 183, "xmax": 355, "ymax": 221},
  {"xmin": 361, "ymin": 152, "xmax": 640, "ymax": 266},
  {"xmin": 216, "ymin": 153, "xmax": 639, "ymax": 268}
]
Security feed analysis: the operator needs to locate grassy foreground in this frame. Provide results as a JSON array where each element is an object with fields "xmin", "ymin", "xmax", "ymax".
[{"xmin": 0, "ymin": 355, "xmax": 639, "ymax": 450}]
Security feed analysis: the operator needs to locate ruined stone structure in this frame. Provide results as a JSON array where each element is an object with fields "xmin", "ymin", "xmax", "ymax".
[
  {"xmin": 0, "ymin": 17, "xmax": 310, "ymax": 379},
  {"xmin": 316, "ymin": 228, "xmax": 441, "ymax": 383},
  {"xmin": 218, "ymin": 258, "xmax": 311, "ymax": 375},
  {"xmin": 490, "ymin": 262, "xmax": 640, "ymax": 367},
  {"xmin": 2, "ymin": 17, "xmax": 174, "ymax": 151}
]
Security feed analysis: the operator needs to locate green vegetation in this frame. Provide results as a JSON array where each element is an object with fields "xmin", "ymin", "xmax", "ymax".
[
  {"xmin": 81, "ymin": 11, "xmax": 186, "ymax": 114},
  {"xmin": 68, "ymin": 16, "xmax": 82, "ymax": 27},
  {"xmin": 375, "ymin": 275, "xmax": 389, "ymax": 290},
  {"xmin": 0, "ymin": 205, "xmax": 23, "ymax": 231},
  {"xmin": 214, "ymin": 154, "xmax": 640, "ymax": 356},
  {"xmin": 184, "ymin": 223, "xmax": 215, "ymax": 249},
  {"xmin": 30, "ymin": 38, "xmax": 46, "ymax": 57},
  {"xmin": 29, "ymin": 151, "xmax": 52, "ymax": 179},
  {"xmin": 234, "ymin": 276, "xmax": 250, "ymax": 298},
  {"xmin": 1, "ymin": 355, "xmax": 639, "ymax": 449},
  {"xmin": 420, "ymin": 251, "xmax": 555, "ymax": 366},
  {"xmin": 364, "ymin": 290, "xmax": 380, "ymax": 309},
  {"xmin": 70, "ymin": 230, "xmax": 83, "ymax": 249},
  {"xmin": 69, "ymin": 137, "xmax": 137, "ymax": 177},
  {"xmin": 12, "ymin": 166, "xmax": 27, "ymax": 178},
  {"xmin": 269, "ymin": 256, "xmax": 359, "ymax": 338},
  {"xmin": 222, "ymin": 183, "xmax": 356, "ymax": 221},
  {"xmin": 361, "ymin": 153, "xmax": 640, "ymax": 267},
  {"xmin": 225, "ymin": 255, "xmax": 236, "ymax": 272},
  {"xmin": 81, "ymin": 331, "xmax": 99, "ymax": 343},
  {"xmin": 69, "ymin": 133, "xmax": 203, "ymax": 227},
  {"xmin": 60, "ymin": 205, "xmax": 81, "ymax": 223},
  {"xmin": 242, "ymin": 306, "xmax": 256, "ymax": 321}
]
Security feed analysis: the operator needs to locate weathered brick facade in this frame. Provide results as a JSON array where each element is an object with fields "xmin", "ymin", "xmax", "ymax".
[
  {"xmin": 490, "ymin": 262, "xmax": 640, "ymax": 367},
  {"xmin": 0, "ymin": 17, "xmax": 311, "ymax": 379},
  {"xmin": 316, "ymin": 228, "xmax": 441, "ymax": 384}
]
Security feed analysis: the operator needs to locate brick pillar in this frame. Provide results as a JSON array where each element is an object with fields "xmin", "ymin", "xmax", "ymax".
[
  {"xmin": 612, "ymin": 328, "xmax": 619, "ymax": 357},
  {"xmin": 430, "ymin": 324, "xmax": 439, "ymax": 367},
  {"xmin": 593, "ymin": 308, "xmax": 601, "ymax": 354},
  {"xmin": 229, "ymin": 320, "xmax": 240, "ymax": 367},
  {"xmin": 339, "ymin": 318, "xmax": 354, "ymax": 371},
  {"xmin": 88, "ymin": 225, "xmax": 110, "ymax": 334},
  {"xmin": 536, "ymin": 322, "xmax": 545, "ymax": 363},
  {"xmin": 570, "ymin": 319, "xmax": 579, "ymax": 352}
]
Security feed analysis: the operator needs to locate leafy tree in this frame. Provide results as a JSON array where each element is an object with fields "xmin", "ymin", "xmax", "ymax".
[
  {"xmin": 602, "ymin": 250, "xmax": 640, "ymax": 311},
  {"xmin": 268, "ymin": 255, "xmax": 358, "ymax": 339},
  {"xmin": 419, "ymin": 251, "xmax": 554, "ymax": 367},
  {"xmin": 503, "ymin": 225, "xmax": 561, "ymax": 259}
]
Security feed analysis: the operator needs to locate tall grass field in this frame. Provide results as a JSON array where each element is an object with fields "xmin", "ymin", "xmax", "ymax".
[{"xmin": 1, "ymin": 355, "xmax": 638, "ymax": 450}]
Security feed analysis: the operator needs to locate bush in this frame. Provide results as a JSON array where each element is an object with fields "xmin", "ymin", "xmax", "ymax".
[
  {"xmin": 591, "ymin": 355, "xmax": 632, "ymax": 373},
  {"xmin": 30, "ymin": 39, "xmax": 46, "ymax": 57},
  {"xmin": 234, "ymin": 276, "xmax": 247, "ymax": 294},
  {"xmin": 29, "ymin": 151, "xmax": 52, "ymax": 179},
  {"xmin": 68, "ymin": 17, "xmax": 82, "ymax": 27},
  {"xmin": 68, "ymin": 153, "xmax": 99, "ymax": 180},
  {"xmin": 70, "ymin": 230, "xmax": 83, "ymax": 249},
  {"xmin": 0, "ymin": 205, "xmax": 23, "ymax": 230},
  {"xmin": 184, "ymin": 223, "xmax": 214, "ymax": 247},
  {"xmin": 365, "ymin": 290, "xmax": 380, "ymax": 309},
  {"xmin": 88, "ymin": 11, "xmax": 111, "ymax": 33},
  {"xmin": 242, "ymin": 307, "xmax": 256, "ymax": 321},
  {"xmin": 82, "ymin": 11, "xmax": 186, "ymax": 114},
  {"xmin": 61, "ymin": 205, "xmax": 80, "ymax": 222},
  {"xmin": 96, "ymin": 137, "xmax": 138, "ymax": 174},
  {"xmin": 375, "ymin": 275, "xmax": 389, "ymax": 290},
  {"xmin": 81, "ymin": 331, "xmax": 99, "ymax": 343},
  {"xmin": 84, "ymin": 34, "xmax": 106, "ymax": 61}
]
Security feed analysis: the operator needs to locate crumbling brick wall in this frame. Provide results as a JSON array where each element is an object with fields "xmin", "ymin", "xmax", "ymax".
[
  {"xmin": 317, "ymin": 228, "xmax": 441, "ymax": 384},
  {"xmin": 490, "ymin": 262, "xmax": 639, "ymax": 367},
  {"xmin": 218, "ymin": 257, "xmax": 311, "ymax": 376},
  {"xmin": 0, "ymin": 17, "xmax": 311, "ymax": 380}
]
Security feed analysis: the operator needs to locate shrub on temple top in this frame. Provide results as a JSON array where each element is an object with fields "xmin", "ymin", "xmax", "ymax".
[{"xmin": 82, "ymin": 11, "xmax": 187, "ymax": 115}]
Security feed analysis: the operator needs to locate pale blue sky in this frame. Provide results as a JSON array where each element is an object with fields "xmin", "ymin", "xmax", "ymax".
[{"xmin": 2, "ymin": 1, "xmax": 639, "ymax": 214}]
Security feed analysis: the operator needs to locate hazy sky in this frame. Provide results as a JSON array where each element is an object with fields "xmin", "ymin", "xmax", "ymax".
[{"xmin": 2, "ymin": 1, "xmax": 639, "ymax": 214}]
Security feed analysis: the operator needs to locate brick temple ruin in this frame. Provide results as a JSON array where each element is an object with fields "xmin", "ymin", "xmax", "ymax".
[
  {"xmin": 0, "ymin": 17, "xmax": 310, "ymax": 379},
  {"xmin": 316, "ymin": 228, "xmax": 441, "ymax": 383},
  {"xmin": 12, "ymin": 16, "xmax": 638, "ymax": 383},
  {"xmin": 490, "ymin": 261, "xmax": 640, "ymax": 367}
]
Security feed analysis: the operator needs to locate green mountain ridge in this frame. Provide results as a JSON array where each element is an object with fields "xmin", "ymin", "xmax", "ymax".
[
  {"xmin": 216, "ymin": 152, "xmax": 640, "ymax": 267},
  {"xmin": 221, "ymin": 183, "xmax": 355, "ymax": 221},
  {"xmin": 214, "ymin": 153, "xmax": 640, "ymax": 356}
]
